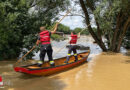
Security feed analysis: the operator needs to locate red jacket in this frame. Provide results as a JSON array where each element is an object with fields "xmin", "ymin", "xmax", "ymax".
[
  {"xmin": 70, "ymin": 34, "xmax": 77, "ymax": 44},
  {"xmin": 39, "ymin": 30, "xmax": 50, "ymax": 44}
]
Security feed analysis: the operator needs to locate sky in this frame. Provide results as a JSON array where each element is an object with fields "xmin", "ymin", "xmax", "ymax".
[
  {"xmin": 59, "ymin": 11, "xmax": 95, "ymax": 30},
  {"xmin": 60, "ymin": 15, "xmax": 85, "ymax": 29},
  {"xmin": 58, "ymin": 1, "xmax": 96, "ymax": 30},
  {"xmin": 58, "ymin": 1, "xmax": 85, "ymax": 29},
  {"xmin": 29, "ymin": 0, "xmax": 96, "ymax": 30}
]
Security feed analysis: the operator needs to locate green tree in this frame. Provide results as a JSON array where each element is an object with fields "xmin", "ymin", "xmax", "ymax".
[
  {"xmin": 123, "ymin": 28, "xmax": 130, "ymax": 49},
  {"xmin": 74, "ymin": 27, "xmax": 89, "ymax": 35},
  {"xmin": 57, "ymin": 23, "xmax": 71, "ymax": 34},
  {"xmin": 72, "ymin": 0, "xmax": 129, "ymax": 52},
  {"xmin": 0, "ymin": 0, "xmax": 30, "ymax": 60},
  {"xmin": 0, "ymin": 0, "xmax": 70, "ymax": 60}
]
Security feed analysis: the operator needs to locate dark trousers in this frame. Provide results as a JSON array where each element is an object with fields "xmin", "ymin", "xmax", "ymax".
[
  {"xmin": 40, "ymin": 44, "xmax": 53, "ymax": 62},
  {"xmin": 65, "ymin": 45, "xmax": 78, "ymax": 63},
  {"xmin": 68, "ymin": 45, "xmax": 77, "ymax": 54}
]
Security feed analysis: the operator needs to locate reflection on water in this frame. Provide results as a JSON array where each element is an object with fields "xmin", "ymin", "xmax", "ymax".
[
  {"xmin": 50, "ymin": 53, "xmax": 130, "ymax": 90},
  {"xmin": 86, "ymin": 58, "xmax": 96, "ymax": 80},
  {"xmin": 0, "ymin": 36, "xmax": 130, "ymax": 90}
]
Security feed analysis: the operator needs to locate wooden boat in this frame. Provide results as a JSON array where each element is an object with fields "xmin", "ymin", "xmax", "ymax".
[{"xmin": 14, "ymin": 50, "xmax": 90, "ymax": 76}]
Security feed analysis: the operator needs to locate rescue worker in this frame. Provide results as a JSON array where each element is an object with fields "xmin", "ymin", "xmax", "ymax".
[
  {"xmin": 36, "ymin": 23, "xmax": 58, "ymax": 67},
  {"xmin": 64, "ymin": 32, "xmax": 80, "ymax": 63}
]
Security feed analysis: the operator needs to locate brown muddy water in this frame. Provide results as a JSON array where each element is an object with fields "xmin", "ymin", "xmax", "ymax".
[{"xmin": 0, "ymin": 36, "xmax": 130, "ymax": 90}]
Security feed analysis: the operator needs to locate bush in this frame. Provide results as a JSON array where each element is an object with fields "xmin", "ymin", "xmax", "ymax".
[
  {"xmin": 0, "ymin": 0, "xmax": 70, "ymax": 60},
  {"xmin": 51, "ymin": 34, "xmax": 65, "ymax": 41},
  {"xmin": 74, "ymin": 27, "xmax": 89, "ymax": 35}
]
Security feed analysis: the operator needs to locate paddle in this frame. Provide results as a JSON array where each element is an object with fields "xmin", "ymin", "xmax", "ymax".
[
  {"xmin": 13, "ymin": 46, "xmax": 36, "ymax": 67},
  {"xmin": 50, "ymin": 9, "xmax": 72, "ymax": 31}
]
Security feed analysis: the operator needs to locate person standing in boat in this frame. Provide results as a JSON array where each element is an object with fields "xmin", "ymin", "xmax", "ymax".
[
  {"xmin": 36, "ymin": 24, "xmax": 58, "ymax": 67},
  {"xmin": 64, "ymin": 32, "xmax": 80, "ymax": 63}
]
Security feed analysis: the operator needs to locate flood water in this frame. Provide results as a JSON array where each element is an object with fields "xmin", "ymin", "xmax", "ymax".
[{"xmin": 0, "ymin": 36, "xmax": 130, "ymax": 90}]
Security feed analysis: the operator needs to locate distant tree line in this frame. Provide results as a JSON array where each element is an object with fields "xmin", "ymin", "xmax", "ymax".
[{"xmin": 56, "ymin": 23, "xmax": 90, "ymax": 35}]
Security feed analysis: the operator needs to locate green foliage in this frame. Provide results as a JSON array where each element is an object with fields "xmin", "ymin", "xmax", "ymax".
[
  {"xmin": 57, "ymin": 23, "xmax": 72, "ymax": 34},
  {"xmin": 0, "ymin": 0, "xmax": 30, "ymax": 60},
  {"xmin": 73, "ymin": 27, "xmax": 89, "ymax": 35},
  {"xmin": 123, "ymin": 28, "xmax": 130, "ymax": 49},
  {"xmin": 73, "ymin": 28, "xmax": 82, "ymax": 34},
  {"xmin": 94, "ymin": 0, "xmax": 121, "ymax": 34},
  {"xmin": 0, "ymin": 0, "xmax": 70, "ymax": 60},
  {"xmin": 71, "ymin": 0, "xmax": 129, "ymax": 51},
  {"xmin": 51, "ymin": 34, "xmax": 65, "ymax": 41},
  {"xmin": 84, "ymin": 0, "xmax": 129, "ymax": 50}
]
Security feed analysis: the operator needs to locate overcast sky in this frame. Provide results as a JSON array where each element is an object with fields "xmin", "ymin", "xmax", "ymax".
[
  {"xmin": 58, "ymin": 1, "xmax": 85, "ymax": 29},
  {"xmin": 58, "ymin": 12, "xmax": 96, "ymax": 30},
  {"xmin": 30, "ymin": 1, "xmax": 95, "ymax": 29},
  {"xmin": 58, "ymin": 1, "xmax": 95, "ymax": 30},
  {"xmin": 60, "ymin": 15, "xmax": 85, "ymax": 29}
]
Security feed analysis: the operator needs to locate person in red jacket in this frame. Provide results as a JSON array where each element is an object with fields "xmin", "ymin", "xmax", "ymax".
[
  {"xmin": 64, "ymin": 32, "xmax": 80, "ymax": 63},
  {"xmin": 36, "ymin": 23, "xmax": 58, "ymax": 67}
]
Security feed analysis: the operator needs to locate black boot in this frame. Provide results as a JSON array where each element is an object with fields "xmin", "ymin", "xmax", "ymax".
[
  {"xmin": 74, "ymin": 56, "xmax": 78, "ymax": 62},
  {"xmin": 37, "ymin": 61, "xmax": 43, "ymax": 67},
  {"xmin": 38, "ymin": 64, "xmax": 42, "ymax": 67},
  {"xmin": 64, "ymin": 56, "xmax": 70, "ymax": 63},
  {"xmin": 50, "ymin": 61, "xmax": 55, "ymax": 67}
]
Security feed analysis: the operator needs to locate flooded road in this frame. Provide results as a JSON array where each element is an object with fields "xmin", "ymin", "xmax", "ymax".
[{"xmin": 0, "ymin": 36, "xmax": 130, "ymax": 90}]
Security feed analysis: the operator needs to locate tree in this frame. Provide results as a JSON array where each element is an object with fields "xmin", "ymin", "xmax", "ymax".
[
  {"xmin": 73, "ymin": 27, "xmax": 89, "ymax": 35},
  {"xmin": 0, "ymin": 0, "xmax": 70, "ymax": 60},
  {"xmin": 71, "ymin": 0, "xmax": 129, "ymax": 52},
  {"xmin": 0, "ymin": 0, "xmax": 31, "ymax": 60},
  {"xmin": 123, "ymin": 28, "xmax": 130, "ymax": 49},
  {"xmin": 57, "ymin": 23, "xmax": 72, "ymax": 34}
]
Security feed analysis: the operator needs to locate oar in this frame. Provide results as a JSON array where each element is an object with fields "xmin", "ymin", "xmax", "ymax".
[
  {"xmin": 79, "ymin": 23, "xmax": 92, "ymax": 34},
  {"xmin": 51, "ymin": 9, "xmax": 72, "ymax": 31},
  {"xmin": 13, "ymin": 46, "xmax": 36, "ymax": 67},
  {"xmin": 57, "ymin": 9, "xmax": 72, "ymax": 24},
  {"xmin": 53, "ymin": 41, "xmax": 69, "ymax": 57}
]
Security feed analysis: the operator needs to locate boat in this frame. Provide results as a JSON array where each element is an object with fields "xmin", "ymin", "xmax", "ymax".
[{"xmin": 14, "ymin": 50, "xmax": 90, "ymax": 76}]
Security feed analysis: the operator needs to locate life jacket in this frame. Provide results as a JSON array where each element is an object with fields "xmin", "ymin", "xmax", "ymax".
[
  {"xmin": 39, "ymin": 30, "xmax": 50, "ymax": 44},
  {"xmin": 70, "ymin": 34, "xmax": 78, "ymax": 44}
]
